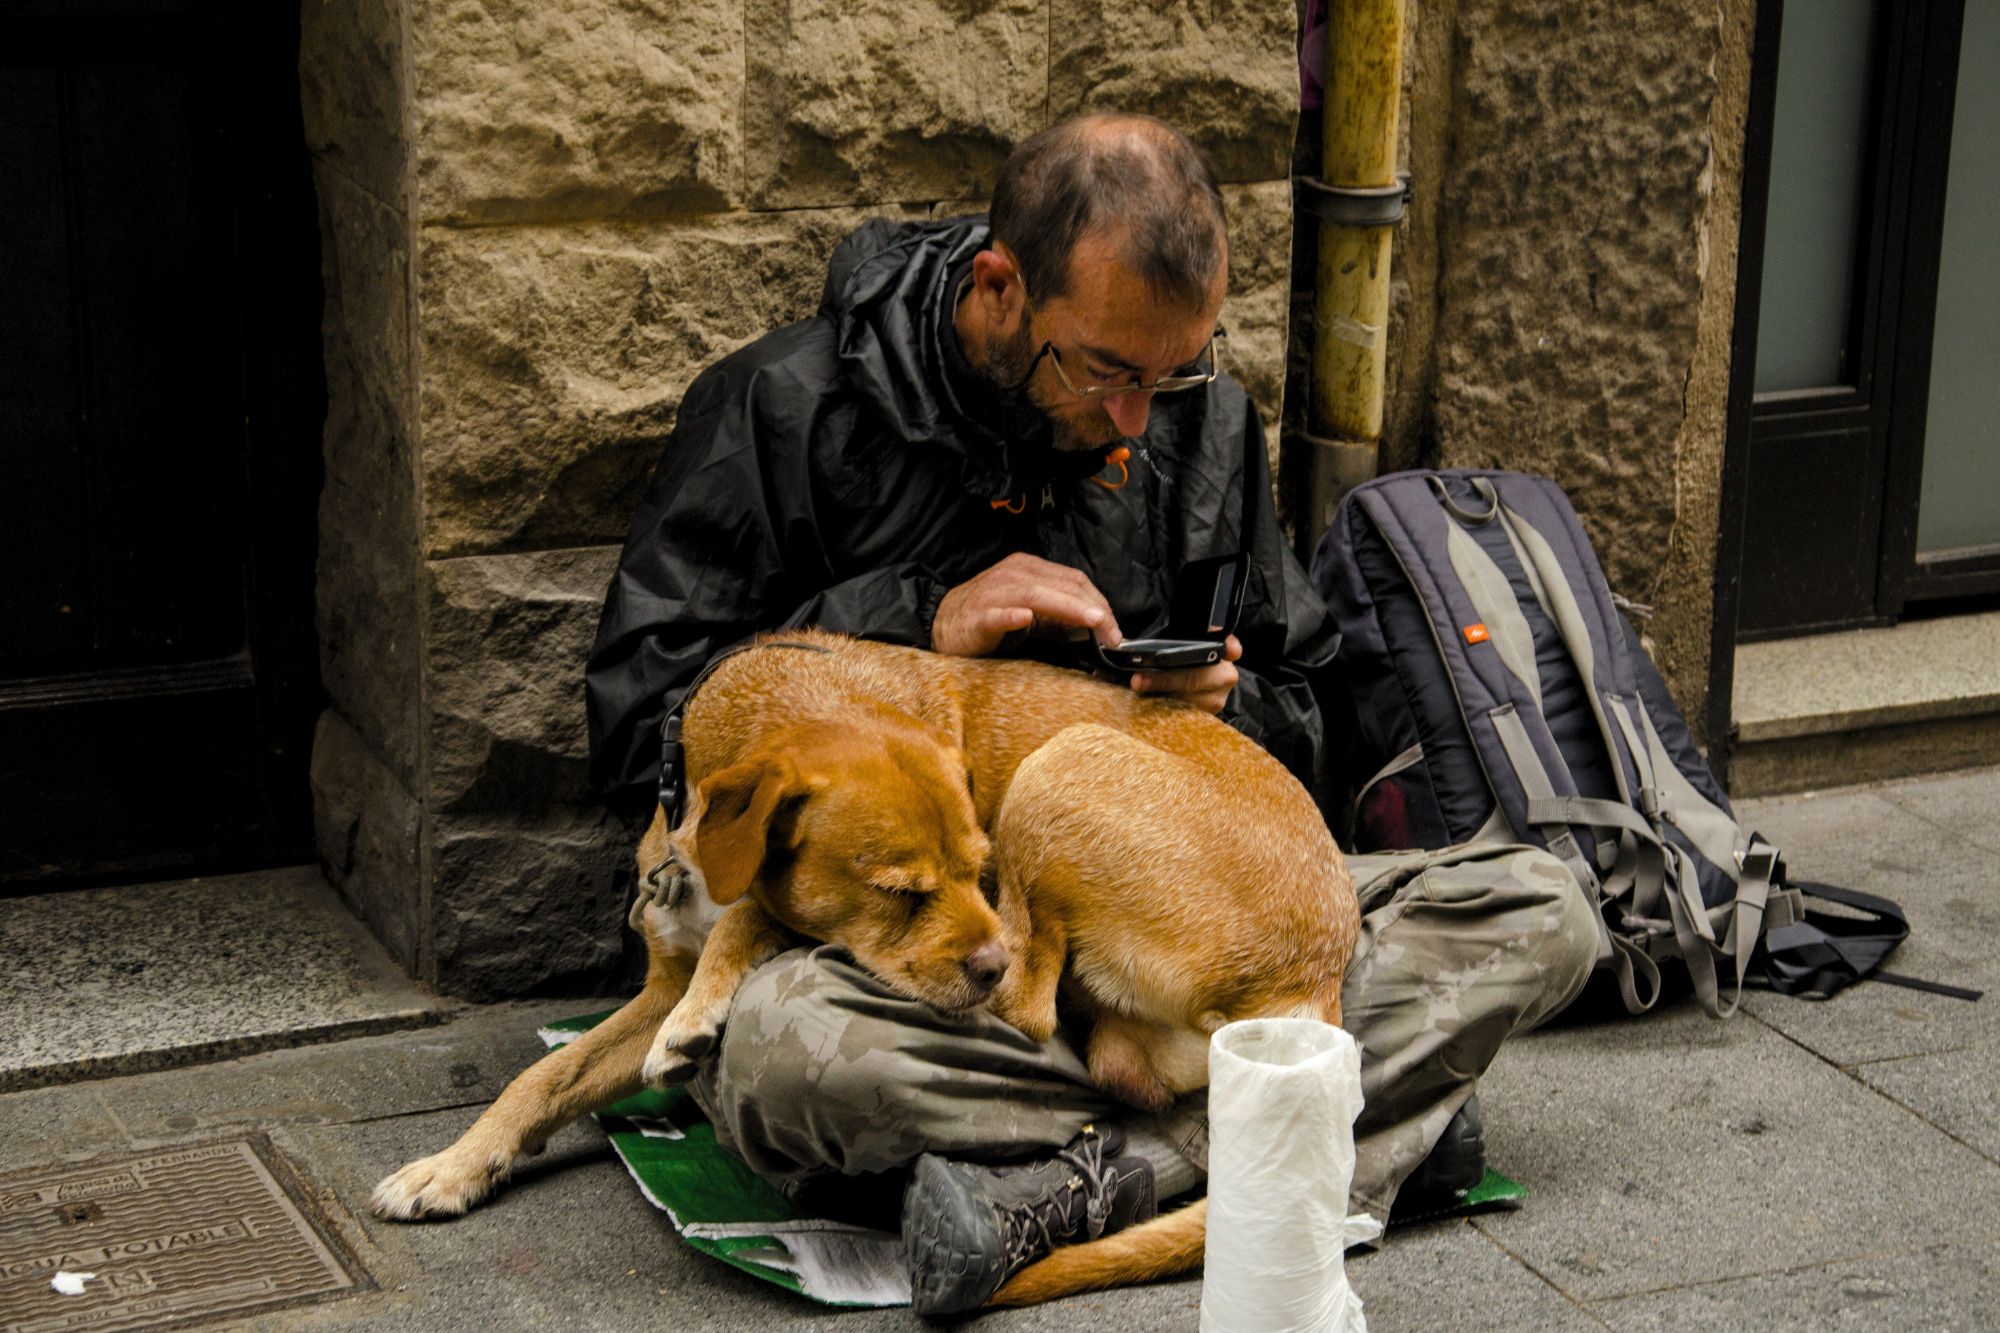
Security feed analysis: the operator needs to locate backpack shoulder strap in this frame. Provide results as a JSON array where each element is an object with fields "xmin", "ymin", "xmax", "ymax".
[
  {"xmin": 1351, "ymin": 474, "xmax": 1595, "ymax": 864},
  {"xmin": 1351, "ymin": 472, "xmax": 1645, "ymax": 991}
]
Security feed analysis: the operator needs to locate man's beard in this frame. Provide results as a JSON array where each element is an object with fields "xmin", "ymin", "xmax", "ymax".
[{"xmin": 984, "ymin": 321, "xmax": 1123, "ymax": 453}]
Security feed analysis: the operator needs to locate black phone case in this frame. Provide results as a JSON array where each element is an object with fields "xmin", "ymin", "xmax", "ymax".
[{"xmin": 1167, "ymin": 553, "xmax": 1249, "ymax": 639}]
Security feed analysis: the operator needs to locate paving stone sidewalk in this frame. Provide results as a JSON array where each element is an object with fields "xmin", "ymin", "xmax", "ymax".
[{"xmin": 3, "ymin": 767, "xmax": 1995, "ymax": 1330}]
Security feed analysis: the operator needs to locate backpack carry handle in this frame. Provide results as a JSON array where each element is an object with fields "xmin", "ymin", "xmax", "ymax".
[{"xmin": 1424, "ymin": 473, "xmax": 1499, "ymax": 526}]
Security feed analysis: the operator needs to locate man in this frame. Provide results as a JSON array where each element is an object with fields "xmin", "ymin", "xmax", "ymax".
[
  {"xmin": 588, "ymin": 119, "xmax": 1324, "ymax": 806},
  {"xmin": 586, "ymin": 113, "xmax": 1596, "ymax": 1314}
]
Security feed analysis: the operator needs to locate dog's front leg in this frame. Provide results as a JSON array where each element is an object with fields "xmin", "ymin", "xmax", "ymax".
[
  {"xmin": 641, "ymin": 900, "xmax": 788, "ymax": 1087},
  {"xmin": 988, "ymin": 916, "xmax": 1068, "ymax": 1042},
  {"xmin": 372, "ymin": 950, "xmax": 692, "ymax": 1221}
]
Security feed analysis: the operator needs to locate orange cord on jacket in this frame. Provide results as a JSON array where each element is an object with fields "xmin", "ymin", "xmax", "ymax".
[
  {"xmin": 1092, "ymin": 447, "xmax": 1131, "ymax": 490},
  {"xmin": 990, "ymin": 447, "xmax": 1130, "ymax": 511}
]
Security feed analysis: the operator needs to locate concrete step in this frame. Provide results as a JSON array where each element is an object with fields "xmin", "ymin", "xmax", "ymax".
[
  {"xmin": 1730, "ymin": 609, "xmax": 2000, "ymax": 797},
  {"xmin": 0, "ymin": 864, "xmax": 450, "ymax": 1092}
]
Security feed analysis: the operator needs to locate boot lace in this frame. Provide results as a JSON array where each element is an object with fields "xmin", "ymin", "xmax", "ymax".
[{"xmin": 998, "ymin": 1130, "xmax": 1118, "ymax": 1276}]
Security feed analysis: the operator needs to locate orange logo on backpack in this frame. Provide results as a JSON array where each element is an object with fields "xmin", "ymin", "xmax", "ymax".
[{"xmin": 1463, "ymin": 623, "xmax": 1490, "ymax": 645}]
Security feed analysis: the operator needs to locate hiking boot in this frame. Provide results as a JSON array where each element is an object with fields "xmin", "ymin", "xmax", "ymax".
[
  {"xmin": 902, "ymin": 1124, "xmax": 1157, "ymax": 1316},
  {"xmin": 1391, "ymin": 1093, "xmax": 1486, "ymax": 1221}
]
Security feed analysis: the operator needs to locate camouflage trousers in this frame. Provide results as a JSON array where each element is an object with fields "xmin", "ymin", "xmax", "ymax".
[{"xmin": 689, "ymin": 842, "xmax": 1599, "ymax": 1226}]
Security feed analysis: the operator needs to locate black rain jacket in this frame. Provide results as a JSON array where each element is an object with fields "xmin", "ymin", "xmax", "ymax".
[{"xmin": 585, "ymin": 216, "xmax": 1342, "ymax": 816}]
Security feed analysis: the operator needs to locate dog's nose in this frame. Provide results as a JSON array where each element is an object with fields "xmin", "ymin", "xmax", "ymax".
[{"xmin": 963, "ymin": 941, "xmax": 1009, "ymax": 994}]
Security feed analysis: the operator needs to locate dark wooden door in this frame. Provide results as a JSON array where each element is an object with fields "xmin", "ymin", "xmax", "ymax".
[{"xmin": 0, "ymin": 3, "xmax": 324, "ymax": 888}]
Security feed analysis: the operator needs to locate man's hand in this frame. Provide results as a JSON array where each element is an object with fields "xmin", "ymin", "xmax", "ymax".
[
  {"xmin": 1130, "ymin": 634, "xmax": 1241, "ymax": 715},
  {"xmin": 931, "ymin": 553, "xmax": 1123, "ymax": 657}
]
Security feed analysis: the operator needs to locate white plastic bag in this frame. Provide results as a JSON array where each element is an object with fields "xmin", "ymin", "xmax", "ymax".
[{"xmin": 1200, "ymin": 1017, "xmax": 1381, "ymax": 1333}]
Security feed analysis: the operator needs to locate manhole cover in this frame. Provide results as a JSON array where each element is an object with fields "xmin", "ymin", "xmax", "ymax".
[{"xmin": 0, "ymin": 1136, "xmax": 367, "ymax": 1332}]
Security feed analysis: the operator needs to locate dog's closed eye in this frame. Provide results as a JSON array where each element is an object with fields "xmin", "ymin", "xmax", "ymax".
[
  {"xmin": 863, "ymin": 859, "xmax": 934, "ymax": 896},
  {"xmin": 870, "ymin": 882, "xmax": 929, "ymax": 938}
]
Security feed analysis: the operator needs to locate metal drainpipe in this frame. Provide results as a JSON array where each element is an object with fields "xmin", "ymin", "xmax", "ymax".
[{"xmin": 1300, "ymin": 0, "xmax": 1408, "ymax": 550}]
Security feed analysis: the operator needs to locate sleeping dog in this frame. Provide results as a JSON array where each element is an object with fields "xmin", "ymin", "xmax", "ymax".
[{"xmin": 373, "ymin": 629, "xmax": 1358, "ymax": 1306}]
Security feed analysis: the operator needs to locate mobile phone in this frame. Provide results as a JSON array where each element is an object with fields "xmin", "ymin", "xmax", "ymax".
[
  {"xmin": 1093, "ymin": 554, "xmax": 1248, "ymax": 673},
  {"xmin": 1096, "ymin": 637, "xmax": 1226, "ymax": 671}
]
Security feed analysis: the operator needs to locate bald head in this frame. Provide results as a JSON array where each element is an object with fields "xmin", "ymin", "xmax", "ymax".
[{"xmin": 988, "ymin": 113, "xmax": 1228, "ymax": 313}]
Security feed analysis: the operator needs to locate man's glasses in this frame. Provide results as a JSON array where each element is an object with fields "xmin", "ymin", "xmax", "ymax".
[{"xmin": 1016, "ymin": 291, "xmax": 1225, "ymax": 400}]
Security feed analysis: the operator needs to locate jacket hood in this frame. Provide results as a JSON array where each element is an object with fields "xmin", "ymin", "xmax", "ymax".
[{"xmin": 819, "ymin": 216, "xmax": 1108, "ymax": 500}]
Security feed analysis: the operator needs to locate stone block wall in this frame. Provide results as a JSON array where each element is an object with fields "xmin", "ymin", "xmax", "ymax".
[
  {"xmin": 1340, "ymin": 0, "xmax": 1752, "ymax": 724},
  {"xmin": 301, "ymin": 0, "xmax": 1752, "ymax": 996},
  {"xmin": 1422, "ymin": 0, "xmax": 1750, "ymax": 716},
  {"xmin": 300, "ymin": 0, "xmax": 1305, "ymax": 997}
]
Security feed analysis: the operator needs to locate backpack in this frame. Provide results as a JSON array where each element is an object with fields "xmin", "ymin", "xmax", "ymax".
[{"xmin": 1309, "ymin": 469, "xmax": 1942, "ymax": 1017}]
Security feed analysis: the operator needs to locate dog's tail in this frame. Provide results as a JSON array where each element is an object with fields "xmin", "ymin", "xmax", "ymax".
[{"xmin": 987, "ymin": 1196, "xmax": 1207, "ymax": 1307}]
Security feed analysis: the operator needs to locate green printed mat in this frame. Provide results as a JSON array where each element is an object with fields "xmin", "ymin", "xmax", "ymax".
[
  {"xmin": 543, "ymin": 1011, "xmax": 1526, "ymax": 1308},
  {"xmin": 539, "ymin": 1012, "xmax": 910, "ymax": 1307}
]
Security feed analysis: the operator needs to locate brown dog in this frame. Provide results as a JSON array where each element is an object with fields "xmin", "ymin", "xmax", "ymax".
[{"xmin": 372, "ymin": 629, "xmax": 1358, "ymax": 1306}]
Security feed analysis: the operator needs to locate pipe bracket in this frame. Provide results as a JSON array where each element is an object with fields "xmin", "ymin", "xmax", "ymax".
[{"xmin": 1294, "ymin": 173, "xmax": 1411, "ymax": 228}]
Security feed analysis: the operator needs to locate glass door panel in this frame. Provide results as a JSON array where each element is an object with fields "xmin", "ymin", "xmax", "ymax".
[
  {"xmin": 1753, "ymin": 0, "xmax": 1879, "ymax": 394},
  {"xmin": 1915, "ymin": 0, "xmax": 2000, "ymax": 555}
]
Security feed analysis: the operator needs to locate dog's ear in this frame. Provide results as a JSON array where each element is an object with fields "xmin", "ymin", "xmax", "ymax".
[{"xmin": 694, "ymin": 756, "xmax": 807, "ymax": 904}]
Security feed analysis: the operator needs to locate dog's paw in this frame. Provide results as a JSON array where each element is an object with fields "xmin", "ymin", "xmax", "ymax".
[
  {"xmin": 639, "ymin": 1044, "xmax": 698, "ymax": 1088},
  {"xmin": 641, "ymin": 992, "xmax": 731, "ymax": 1088},
  {"xmin": 371, "ymin": 1145, "xmax": 513, "ymax": 1221},
  {"xmin": 988, "ymin": 986, "xmax": 1059, "ymax": 1043},
  {"xmin": 640, "ymin": 1024, "xmax": 717, "ymax": 1089}
]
